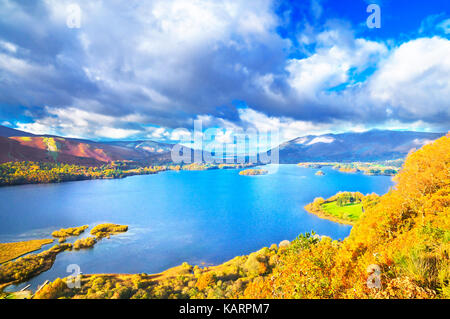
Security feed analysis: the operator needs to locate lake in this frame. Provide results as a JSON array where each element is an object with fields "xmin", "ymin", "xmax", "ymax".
[{"xmin": 0, "ymin": 164, "xmax": 394, "ymax": 291}]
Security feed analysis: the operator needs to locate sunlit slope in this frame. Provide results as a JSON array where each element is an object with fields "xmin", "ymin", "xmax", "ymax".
[
  {"xmin": 247, "ymin": 134, "xmax": 449, "ymax": 298},
  {"xmin": 0, "ymin": 135, "xmax": 176, "ymax": 165},
  {"xmin": 0, "ymin": 136, "xmax": 105, "ymax": 165}
]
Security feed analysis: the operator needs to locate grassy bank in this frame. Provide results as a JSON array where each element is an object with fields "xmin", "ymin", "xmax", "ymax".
[
  {"xmin": 304, "ymin": 192, "xmax": 380, "ymax": 225},
  {"xmin": 0, "ymin": 239, "xmax": 54, "ymax": 264}
]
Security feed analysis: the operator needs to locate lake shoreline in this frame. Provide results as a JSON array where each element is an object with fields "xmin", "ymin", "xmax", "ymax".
[
  {"xmin": 0, "ymin": 162, "xmax": 259, "ymax": 188},
  {"xmin": 303, "ymin": 205, "xmax": 355, "ymax": 225}
]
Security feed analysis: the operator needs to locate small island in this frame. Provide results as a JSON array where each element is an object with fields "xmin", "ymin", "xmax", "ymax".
[
  {"xmin": 304, "ymin": 192, "xmax": 380, "ymax": 225},
  {"xmin": 90, "ymin": 223, "xmax": 129, "ymax": 238},
  {"xmin": 315, "ymin": 170, "xmax": 325, "ymax": 176},
  {"xmin": 73, "ymin": 237, "xmax": 97, "ymax": 250},
  {"xmin": 52, "ymin": 225, "xmax": 89, "ymax": 242},
  {"xmin": 239, "ymin": 169, "xmax": 268, "ymax": 176},
  {"xmin": 297, "ymin": 159, "xmax": 402, "ymax": 176}
]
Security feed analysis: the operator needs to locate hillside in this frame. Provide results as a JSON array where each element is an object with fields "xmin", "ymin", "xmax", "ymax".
[
  {"xmin": 0, "ymin": 126, "xmax": 446, "ymax": 166},
  {"xmin": 0, "ymin": 126, "xmax": 178, "ymax": 165},
  {"xmin": 271, "ymin": 130, "xmax": 446, "ymax": 163},
  {"xmin": 30, "ymin": 134, "xmax": 449, "ymax": 299},
  {"xmin": 0, "ymin": 136, "xmax": 105, "ymax": 166}
]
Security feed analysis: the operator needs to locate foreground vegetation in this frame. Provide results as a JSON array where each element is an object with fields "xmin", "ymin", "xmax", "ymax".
[
  {"xmin": 0, "ymin": 239, "xmax": 54, "ymax": 264},
  {"xmin": 31, "ymin": 134, "xmax": 449, "ymax": 299},
  {"xmin": 298, "ymin": 159, "xmax": 403, "ymax": 176},
  {"xmin": 0, "ymin": 243, "xmax": 73, "ymax": 289},
  {"xmin": 305, "ymin": 192, "xmax": 380, "ymax": 225}
]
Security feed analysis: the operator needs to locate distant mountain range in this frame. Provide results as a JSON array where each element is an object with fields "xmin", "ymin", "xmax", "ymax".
[
  {"xmin": 272, "ymin": 130, "xmax": 446, "ymax": 163},
  {"xmin": 0, "ymin": 125, "xmax": 446, "ymax": 165}
]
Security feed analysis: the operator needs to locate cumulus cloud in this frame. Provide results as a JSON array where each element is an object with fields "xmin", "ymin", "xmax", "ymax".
[
  {"xmin": 0, "ymin": 0, "xmax": 448, "ymax": 142},
  {"xmin": 366, "ymin": 37, "xmax": 450, "ymax": 123},
  {"xmin": 0, "ymin": 0, "xmax": 287, "ymax": 127},
  {"xmin": 286, "ymin": 31, "xmax": 387, "ymax": 98},
  {"xmin": 237, "ymin": 108, "xmax": 331, "ymax": 140},
  {"xmin": 16, "ymin": 106, "xmax": 143, "ymax": 139}
]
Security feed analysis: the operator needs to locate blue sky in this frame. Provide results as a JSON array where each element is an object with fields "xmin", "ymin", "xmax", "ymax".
[{"xmin": 0, "ymin": 0, "xmax": 448, "ymax": 143}]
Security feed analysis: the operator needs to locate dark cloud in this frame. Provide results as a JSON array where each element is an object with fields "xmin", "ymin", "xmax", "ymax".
[{"xmin": 0, "ymin": 0, "xmax": 448, "ymax": 139}]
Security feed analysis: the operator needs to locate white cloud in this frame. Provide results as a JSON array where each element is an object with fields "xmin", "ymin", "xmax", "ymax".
[
  {"xmin": 170, "ymin": 128, "xmax": 192, "ymax": 141},
  {"xmin": 16, "ymin": 122, "xmax": 55, "ymax": 136},
  {"xmin": 1, "ymin": 1, "xmax": 449, "ymax": 140},
  {"xmin": 16, "ymin": 106, "xmax": 142, "ymax": 139},
  {"xmin": 0, "ymin": 40, "xmax": 17, "ymax": 53},
  {"xmin": 367, "ymin": 37, "xmax": 450, "ymax": 119},
  {"xmin": 214, "ymin": 130, "xmax": 234, "ymax": 144},
  {"xmin": 0, "ymin": 0, "xmax": 286, "ymax": 129},
  {"xmin": 95, "ymin": 127, "xmax": 140, "ymax": 139},
  {"xmin": 147, "ymin": 127, "xmax": 170, "ymax": 139},
  {"xmin": 238, "ymin": 108, "xmax": 333, "ymax": 141},
  {"xmin": 287, "ymin": 31, "xmax": 387, "ymax": 98}
]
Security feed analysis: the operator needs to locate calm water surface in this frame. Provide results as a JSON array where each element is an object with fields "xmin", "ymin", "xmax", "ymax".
[{"xmin": 0, "ymin": 165, "xmax": 394, "ymax": 291}]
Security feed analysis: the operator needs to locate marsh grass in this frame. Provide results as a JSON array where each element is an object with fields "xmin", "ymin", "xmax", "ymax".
[{"xmin": 0, "ymin": 239, "xmax": 54, "ymax": 264}]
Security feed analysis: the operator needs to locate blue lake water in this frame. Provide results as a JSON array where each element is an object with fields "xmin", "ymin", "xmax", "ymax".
[{"xmin": 0, "ymin": 164, "xmax": 394, "ymax": 291}]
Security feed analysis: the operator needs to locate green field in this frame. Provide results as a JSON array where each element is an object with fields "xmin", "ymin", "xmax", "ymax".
[
  {"xmin": 320, "ymin": 201, "xmax": 363, "ymax": 222},
  {"xmin": 0, "ymin": 239, "xmax": 54, "ymax": 264}
]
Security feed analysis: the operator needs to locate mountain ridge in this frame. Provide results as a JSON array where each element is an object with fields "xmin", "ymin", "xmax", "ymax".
[
  {"xmin": 271, "ymin": 129, "xmax": 446, "ymax": 163},
  {"xmin": 0, "ymin": 125, "xmax": 446, "ymax": 165},
  {"xmin": 0, "ymin": 126, "xmax": 177, "ymax": 165}
]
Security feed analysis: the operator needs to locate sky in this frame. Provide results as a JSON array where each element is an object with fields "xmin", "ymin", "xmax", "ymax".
[{"xmin": 0, "ymin": 0, "xmax": 449, "ymax": 145}]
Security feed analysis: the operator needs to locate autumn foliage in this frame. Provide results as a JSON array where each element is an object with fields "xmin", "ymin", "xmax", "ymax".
[{"xmin": 245, "ymin": 135, "xmax": 449, "ymax": 298}]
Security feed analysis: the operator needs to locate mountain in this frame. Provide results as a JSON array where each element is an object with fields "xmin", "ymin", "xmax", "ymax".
[
  {"xmin": 271, "ymin": 130, "xmax": 446, "ymax": 163},
  {"xmin": 0, "ymin": 126, "xmax": 178, "ymax": 165},
  {"xmin": 0, "ymin": 126, "xmax": 446, "ymax": 165},
  {"xmin": 0, "ymin": 125, "xmax": 35, "ymax": 137}
]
